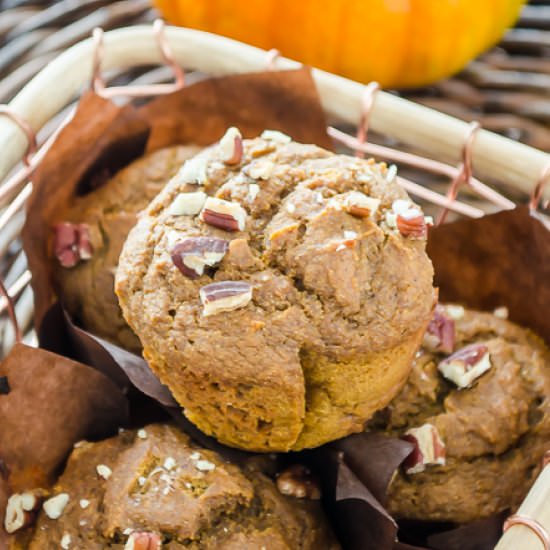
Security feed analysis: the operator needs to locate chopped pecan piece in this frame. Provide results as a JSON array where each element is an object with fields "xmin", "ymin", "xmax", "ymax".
[
  {"xmin": 171, "ymin": 237, "xmax": 229, "ymax": 279},
  {"xmin": 53, "ymin": 223, "xmax": 93, "ymax": 268},
  {"xmin": 174, "ymin": 156, "xmax": 208, "ymax": 186},
  {"xmin": 219, "ymin": 127, "xmax": 243, "ymax": 165},
  {"xmin": 261, "ymin": 129, "xmax": 291, "ymax": 143},
  {"xmin": 168, "ymin": 191, "xmax": 207, "ymax": 216},
  {"xmin": 4, "ymin": 491, "xmax": 44, "ymax": 533},
  {"xmin": 391, "ymin": 199, "xmax": 428, "ymax": 239},
  {"xmin": 423, "ymin": 306, "xmax": 455, "ymax": 353},
  {"xmin": 276, "ymin": 464, "xmax": 321, "ymax": 500},
  {"xmin": 200, "ymin": 197, "xmax": 247, "ymax": 232},
  {"xmin": 346, "ymin": 192, "xmax": 381, "ymax": 218},
  {"xmin": 401, "ymin": 424, "xmax": 446, "ymax": 474},
  {"xmin": 124, "ymin": 531, "xmax": 162, "ymax": 550},
  {"xmin": 199, "ymin": 280, "xmax": 252, "ymax": 316},
  {"xmin": 438, "ymin": 343, "xmax": 492, "ymax": 388}
]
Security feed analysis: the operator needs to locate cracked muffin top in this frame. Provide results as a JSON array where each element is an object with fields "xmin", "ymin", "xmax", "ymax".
[
  {"xmin": 370, "ymin": 305, "xmax": 550, "ymax": 523},
  {"xmin": 51, "ymin": 145, "xmax": 201, "ymax": 354},
  {"xmin": 8, "ymin": 424, "xmax": 338, "ymax": 549},
  {"xmin": 115, "ymin": 129, "xmax": 434, "ymax": 452}
]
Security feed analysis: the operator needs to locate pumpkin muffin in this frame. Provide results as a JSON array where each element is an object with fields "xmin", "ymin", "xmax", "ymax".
[
  {"xmin": 5, "ymin": 424, "xmax": 339, "ymax": 549},
  {"xmin": 370, "ymin": 305, "xmax": 550, "ymax": 523},
  {"xmin": 115, "ymin": 128, "xmax": 435, "ymax": 452},
  {"xmin": 51, "ymin": 145, "xmax": 201, "ymax": 354}
]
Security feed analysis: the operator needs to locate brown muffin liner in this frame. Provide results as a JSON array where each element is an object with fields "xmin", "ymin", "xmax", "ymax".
[
  {"xmin": 4, "ymin": 67, "xmax": 549, "ymax": 549},
  {"xmin": 0, "ymin": 344, "xmax": 128, "ymax": 549},
  {"xmin": 23, "ymin": 67, "xmax": 332, "ymax": 328}
]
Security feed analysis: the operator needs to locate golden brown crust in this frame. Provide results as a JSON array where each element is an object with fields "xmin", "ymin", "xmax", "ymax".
[{"xmin": 116, "ymin": 135, "xmax": 434, "ymax": 451}]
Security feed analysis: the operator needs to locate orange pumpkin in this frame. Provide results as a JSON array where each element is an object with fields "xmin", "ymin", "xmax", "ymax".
[{"xmin": 154, "ymin": 0, "xmax": 525, "ymax": 88}]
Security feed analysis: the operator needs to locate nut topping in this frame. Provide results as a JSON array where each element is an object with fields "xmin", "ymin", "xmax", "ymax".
[
  {"xmin": 391, "ymin": 200, "xmax": 428, "ymax": 239},
  {"xmin": 61, "ymin": 533, "xmax": 72, "ymax": 549},
  {"xmin": 168, "ymin": 191, "xmax": 207, "ymax": 216},
  {"xmin": 199, "ymin": 280, "xmax": 253, "ymax": 316},
  {"xmin": 174, "ymin": 156, "xmax": 208, "ymax": 186},
  {"xmin": 163, "ymin": 457, "xmax": 176, "ymax": 471},
  {"xmin": 171, "ymin": 237, "xmax": 229, "ymax": 279},
  {"xmin": 344, "ymin": 192, "xmax": 381, "ymax": 218},
  {"xmin": 276, "ymin": 465, "xmax": 321, "ymax": 500},
  {"xmin": 124, "ymin": 531, "xmax": 162, "ymax": 550},
  {"xmin": 200, "ymin": 197, "xmax": 247, "ymax": 232},
  {"xmin": 195, "ymin": 459, "xmax": 216, "ymax": 472},
  {"xmin": 423, "ymin": 306, "xmax": 455, "ymax": 354},
  {"xmin": 96, "ymin": 464, "xmax": 112, "ymax": 480},
  {"xmin": 43, "ymin": 493, "xmax": 69, "ymax": 520},
  {"xmin": 246, "ymin": 183, "xmax": 260, "ymax": 203},
  {"xmin": 53, "ymin": 223, "xmax": 93, "ymax": 268},
  {"xmin": 493, "ymin": 306, "xmax": 509, "ymax": 319},
  {"xmin": 438, "ymin": 343, "xmax": 492, "ymax": 388},
  {"xmin": 261, "ymin": 129, "xmax": 292, "ymax": 143},
  {"xmin": 385, "ymin": 164, "xmax": 398, "ymax": 182},
  {"xmin": 401, "ymin": 424, "xmax": 446, "ymax": 475},
  {"xmin": 445, "ymin": 304, "xmax": 465, "ymax": 320},
  {"xmin": 4, "ymin": 491, "xmax": 43, "ymax": 533},
  {"xmin": 396, "ymin": 213, "xmax": 427, "ymax": 239},
  {"xmin": 219, "ymin": 127, "xmax": 243, "ymax": 165},
  {"xmin": 245, "ymin": 159, "xmax": 275, "ymax": 180}
]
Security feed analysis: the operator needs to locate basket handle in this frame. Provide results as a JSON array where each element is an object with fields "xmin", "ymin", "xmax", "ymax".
[
  {"xmin": 0, "ymin": 24, "xmax": 549, "ymax": 202},
  {"xmin": 496, "ymin": 453, "xmax": 550, "ymax": 550}
]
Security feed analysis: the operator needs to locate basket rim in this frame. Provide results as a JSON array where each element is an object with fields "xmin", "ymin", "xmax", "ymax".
[{"xmin": 0, "ymin": 23, "xmax": 547, "ymax": 200}]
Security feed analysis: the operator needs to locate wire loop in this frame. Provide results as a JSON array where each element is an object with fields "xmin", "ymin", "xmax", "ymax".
[
  {"xmin": 92, "ymin": 19, "xmax": 185, "ymax": 99},
  {"xmin": 355, "ymin": 82, "xmax": 380, "ymax": 158},
  {"xmin": 0, "ymin": 106, "xmax": 37, "ymax": 167},
  {"xmin": 437, "ymin": 121, "xmax": 481, "ymax": 225},
  {"xmin": 0, "ymin": 277, "xmax": 22, "ymax": 344},
  {"xmin": 503, "ymin": 514, "xmax": 550, "ymax": 550}
]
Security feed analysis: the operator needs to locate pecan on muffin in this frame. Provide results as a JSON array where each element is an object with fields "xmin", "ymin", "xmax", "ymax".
[
  {"xmin": 51, "ymin": 146, "xmax": 201, "ymax": 354},
  {"xmin": 369, "ymin": 305, "xmax": 550, "ymax": 523},
  {"xmin": 4, "ymin": 424, "xmax": 338, "ymax": 549},
  {"xmin": 115, "ymin": 128, "xmax": 435, "ymax": 452}
]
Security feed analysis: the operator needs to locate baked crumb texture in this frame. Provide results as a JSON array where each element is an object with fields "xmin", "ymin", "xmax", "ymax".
[
  {"xmin": 115, "ymin": 132, "xmax": 435, "ymax": 452},
  {"xmin": 20, "ymin": 425, "xmax": 338, "ymax": 549}
]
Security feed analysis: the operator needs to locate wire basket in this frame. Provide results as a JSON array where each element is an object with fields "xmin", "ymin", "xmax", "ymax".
[{"xmin": 1, "ymin": 13, "xmax": 550, "ymax": 550}]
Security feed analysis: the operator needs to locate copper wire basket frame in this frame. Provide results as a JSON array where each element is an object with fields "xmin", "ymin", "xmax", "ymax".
[{"xmin": 0, "ymin": 21, "xmax": 549, "ymax": 550}]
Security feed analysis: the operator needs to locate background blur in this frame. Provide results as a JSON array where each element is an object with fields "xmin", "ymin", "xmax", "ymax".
[{"xmin": 0, "ymin": 0, "xmax": 548, "ymax": 209}]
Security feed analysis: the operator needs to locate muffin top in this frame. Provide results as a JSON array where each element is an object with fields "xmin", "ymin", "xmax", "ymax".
[
  {"xmin": 52, "ymin": 145, "xmax": 200, "ymax": 353},
  {"xmin": 380, "ymin": 305, "xmax": 550, "ymax": 453},
  {"xmin": 116, "ymin": 130, "xmax": 434, "ymax": 356},
  {"xmin": 371, "ymin": 305, "xmax": 550, "ymax": 522},
  {"xmin": 9, "ymin": 425, "xmax": 338, "ymax": 549},
  {"xmin": 115, "ymin": 129, "xmax": 434, "ymax": 450}
]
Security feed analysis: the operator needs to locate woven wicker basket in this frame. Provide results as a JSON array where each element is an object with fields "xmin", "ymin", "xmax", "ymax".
[{"xmin": 1, "ymin": 3, "xmax": 550, "ymax": 549}]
